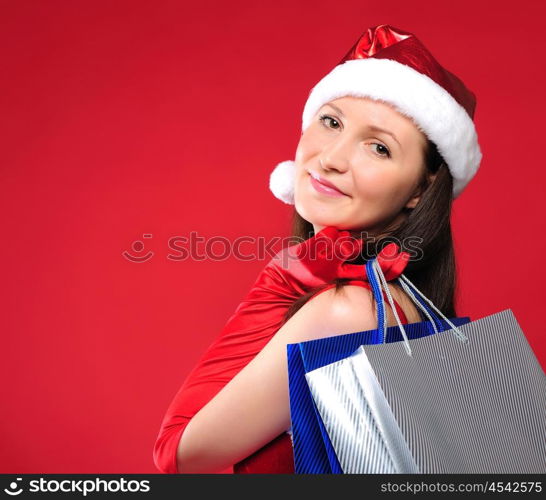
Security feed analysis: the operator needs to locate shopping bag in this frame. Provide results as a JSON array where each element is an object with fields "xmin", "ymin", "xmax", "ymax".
[
  {"xmin": 286, "ymin": 257, "xmax": 471, "ymax": 474},
  {"xmin": 304, "ymin": 264, "xmax": 546, "ymax": 473}
]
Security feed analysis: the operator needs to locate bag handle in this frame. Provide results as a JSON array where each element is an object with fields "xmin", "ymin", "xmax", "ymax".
[
  {"xmin": 366, "ymin": 256, "xmax": 469, "ymax": 356},
  {"xmin": 397, "ymin": 272, "xmax": 469, "ymax": 346},
  {"xmin": 398, "ymin": 277, "xmax": 445, "ymax": 334},
  {"xmin": 365, "ymin": 258, "xmax": 442, "ymax": 343}
]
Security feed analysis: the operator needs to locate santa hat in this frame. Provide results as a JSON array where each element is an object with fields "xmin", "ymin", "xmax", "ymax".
[{"xmin": 269, "ymin": 24, "xmax": 482, "ymax": 204}]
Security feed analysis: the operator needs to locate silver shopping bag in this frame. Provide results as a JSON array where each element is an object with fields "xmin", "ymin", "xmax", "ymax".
[{"xmin": 305, "ymin": 265, "xmax": 546, "ymax": 473}]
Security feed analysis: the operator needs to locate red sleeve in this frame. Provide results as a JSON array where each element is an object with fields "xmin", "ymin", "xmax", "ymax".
[
  {"xmin": 152, "ymin": 300, "xmax": 289, "ymax": 473},
  {"xmin": 153, "ymin": 279, "xmax": 409, "ymax": 473}
]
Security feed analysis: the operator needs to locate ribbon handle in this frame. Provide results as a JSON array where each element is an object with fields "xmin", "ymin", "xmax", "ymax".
[{"xmin": 365, "ymin": 244, "xmax": 469, "ymax": 357}]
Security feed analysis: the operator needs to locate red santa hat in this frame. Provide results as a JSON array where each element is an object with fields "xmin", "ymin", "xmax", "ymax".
[{"xmin": 269, "ymin": 24, "xmax": 482, "ymax": 204}]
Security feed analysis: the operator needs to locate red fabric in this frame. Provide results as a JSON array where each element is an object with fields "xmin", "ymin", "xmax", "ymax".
[
  {"xmin": 233, "ymin": 432, "xmax": 295, "ymax": 474},
  {"xmin": 152, "ymin": 258, "xmax": 304, "ymax": 474},
  {"xmin": 152, "ymin": 230, "xmax": 410, "ymax": 474},
  {"xmin": 233, "ymin": 280, "xmax": 409, "ymax": 474},
  {"xmin": 152, "ymin": 229, "xmax": 371, "ymax": 473},
  {"xmin": 339, "ymin": 24, "xmax": 477, "ymax": 119}
]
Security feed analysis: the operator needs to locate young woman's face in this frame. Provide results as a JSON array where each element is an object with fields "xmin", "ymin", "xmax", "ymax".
[{"xmin": 294, "ymin": 96, "xmax": 429, "ymax": 235}]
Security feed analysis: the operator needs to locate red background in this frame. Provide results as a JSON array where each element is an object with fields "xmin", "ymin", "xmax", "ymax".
[{"xmin": 2, "ymin": 0, "xmax": 545, "ymax": 473}]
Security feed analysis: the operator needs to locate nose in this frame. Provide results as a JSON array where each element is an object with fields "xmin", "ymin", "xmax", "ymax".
[{"xmin": 318, "ymin": 136, "xmax": 352, "ymax": 173}]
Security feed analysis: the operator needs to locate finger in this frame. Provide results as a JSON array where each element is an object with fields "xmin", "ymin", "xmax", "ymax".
[
  {"xmin": 338, "ymin": 262, "xmax": 367, "ymax": 280},
  {"xmin": 379, "ymin": 242, "xmax": 399, "ymax": 259},
  {"xmin": 383, "ymin": 251, "xmax": 410, "ymax": 280},
  {"xmin": 338, "ymin": 238, "xmax": 363, "ymax": 260},
  {"xmin": 376, "ymin": 242, "xmax": 402, "ymax": 276}
]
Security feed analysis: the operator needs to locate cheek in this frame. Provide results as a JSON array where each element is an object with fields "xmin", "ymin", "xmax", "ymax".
[
  {"xmin": 295, "ymin": 129, "xmax": 324, "ymax": 163},
  {"xmin": 351, "ymin": 168, "xmax": 411, "ymax": 214},
  {"xmin": 294, "ymin": 164, "xmax": 305, "ymax": 192},
  {"xmin": 294, "ymin": 166, "xmax": 317, "ymax": 214},
  {"xmin": 353, "ymin": 168, "xmax": 398, "ymax": 200},
  {"xmin": 294, "ymin": 141, "xmax": 306, "ymax": 165}
]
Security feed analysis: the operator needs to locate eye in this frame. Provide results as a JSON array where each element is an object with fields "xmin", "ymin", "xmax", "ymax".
[
  {"xmin": 318, "ymin": 113, "xmax": 391, "ymax": 159},
  {"xmin": 370, "ymin": 143, "xmax": 391, "ymax": 158},
  {"xmin": 318, "ymin": 113, "xmax": 340, "ymax": 130}
]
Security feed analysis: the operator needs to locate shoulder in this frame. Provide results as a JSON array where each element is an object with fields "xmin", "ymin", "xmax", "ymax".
[
  {"xmin": 275, "ymin": 282, "xmax": 422, "ymax": 345},
  {"xmin": 275, "ymin": 285, "xmax": 377, "ymax": 344}
]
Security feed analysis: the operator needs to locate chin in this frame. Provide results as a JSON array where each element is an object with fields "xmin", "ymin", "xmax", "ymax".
[
  {"xmin": 296, "ymin": 208, "xmax": 347, "ymax": 231},
  {"xmin": 296, "ymin": 185, "xmax": 374, "ymax": 230}
]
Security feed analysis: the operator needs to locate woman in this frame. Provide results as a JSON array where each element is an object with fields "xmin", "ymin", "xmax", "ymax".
[{"xmin": 153, "ymin": 24, "xmax": 482, "ymax": 474}]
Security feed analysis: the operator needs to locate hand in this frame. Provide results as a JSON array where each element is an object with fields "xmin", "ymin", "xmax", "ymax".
[
  {"xmin": 264, "ymin": 226, "xmax": 409, "ymax": 293},
  {"xmin": 246, "ymin": 226, "xmax": 366, "ymax": 300},
  {"xmin": 337, "ymin": 241, "xmax": 411, "ymax": 281}
]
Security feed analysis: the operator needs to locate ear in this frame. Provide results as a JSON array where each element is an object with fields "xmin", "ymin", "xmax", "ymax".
[{"xmin": 404, "ymin": 171, "xmax": 438, "ymax": 209}]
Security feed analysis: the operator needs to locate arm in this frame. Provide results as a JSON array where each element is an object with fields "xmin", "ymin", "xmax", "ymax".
[
  {"xmin": 153, "ymin": 228, "xmax": 371, "ymax": 474},
  {"xmin": 153, "ymin": 234, "xmax": 411, "ymax": 474},
  {"xmin": 175, "ymin": 284, "xmax": 379, "ymax": 473}
]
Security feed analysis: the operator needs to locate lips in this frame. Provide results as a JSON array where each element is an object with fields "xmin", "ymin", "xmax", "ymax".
[{"xmin": 308, "ymin": 170, "xmax": 348, "ymax": 196}]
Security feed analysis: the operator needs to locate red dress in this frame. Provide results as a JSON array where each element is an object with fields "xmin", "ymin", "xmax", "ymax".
[
  {"xmin": 153, "ymin": 279, "xmax": 408, "ymax": 474},
  {"xmin": 233, "ymin": 280, "xmax": 409, "ymax": 473}
]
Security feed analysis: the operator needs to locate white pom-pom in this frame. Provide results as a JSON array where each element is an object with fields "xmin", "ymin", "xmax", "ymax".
[{"xmin": 269, "ymin": 160, "xmax": 296, "ymax": 205}]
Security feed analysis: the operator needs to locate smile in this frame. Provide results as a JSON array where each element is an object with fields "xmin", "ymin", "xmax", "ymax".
[{"xmin": 308, "ymin": 171, "xmax": 348, "ymax": 197}]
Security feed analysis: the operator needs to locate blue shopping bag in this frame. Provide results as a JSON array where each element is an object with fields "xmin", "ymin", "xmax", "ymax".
[{"xmin": 287, "ymin": 258, "xmax": 471, "ymax": 474}]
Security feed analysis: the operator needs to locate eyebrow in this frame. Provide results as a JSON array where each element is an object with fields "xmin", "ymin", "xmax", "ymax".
[{"xmin": 323, "ymin": 103, "xmax": 402, "ymax": 149}]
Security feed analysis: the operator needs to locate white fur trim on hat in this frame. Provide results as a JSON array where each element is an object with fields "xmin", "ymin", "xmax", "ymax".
[
  {"xmin": 301, "ymin": 58, "xmax": 482, "ymax": 198},
  {"xmin": 269, "ymin": 160, "xmax": 296, "ymax": 204}
]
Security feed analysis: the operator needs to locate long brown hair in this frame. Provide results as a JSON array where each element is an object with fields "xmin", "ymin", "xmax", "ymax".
[{"xmin": 282, "ymin": 139, "xmax": 456, "ymax": 325}]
